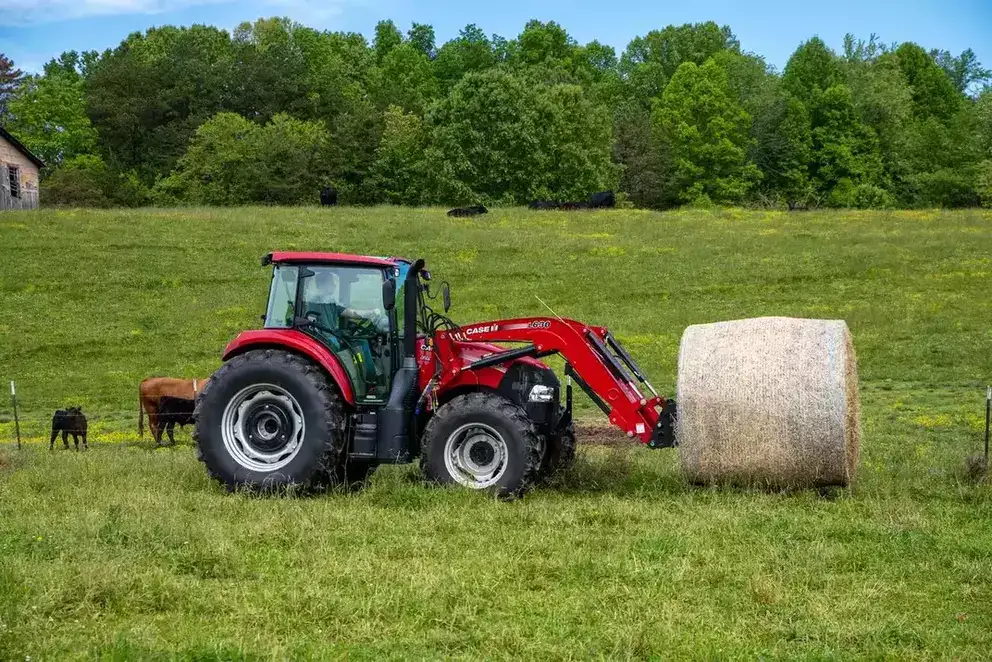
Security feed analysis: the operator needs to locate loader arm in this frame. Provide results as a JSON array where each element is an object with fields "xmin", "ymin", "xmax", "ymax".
[{"xmin": 433, "ymin": 317, "xmax": 675, "ymax": 446}]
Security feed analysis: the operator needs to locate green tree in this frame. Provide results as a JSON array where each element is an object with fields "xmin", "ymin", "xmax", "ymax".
[
  {"xmin": 248, "ymin": 113, "xmax": 331, "ymax": 204},
  {"xmin": 159, "ymin": 112, "xmax": 331, "ymax": 205},
  {"xmin": 537, "ymin": 84, "xmax": 618, "ymax": 199},
  {"xmin": 620, "ymin": 22, "xmax": 739, "ymax": 101},
  {"xmin": 509, "ymin": 20, "xmax": 577, "ymax": 68},
  {"xmin": 653, "ymin": 59, "xmax": 760, "ymax": 204},
  {"xmin": 890, "ymin": 42, "xmax": 961, "ymax": 120},
  {"xmin": 809, "ymin": 84, "xmax": 885, "ymax": 205},
  {"xmin": 5, "ymin": 54, "xmax": 98, "ymax": 166},
  {"xmin": 932, "ymin": 48, "xmax": 991, "ymax": 95},
  {"xmin": 505, "ymin": 20, "xmax": 589, "ymax": 88},
  {"xmin": 782, "ymin": 37, "xmax": 843, "ymax": 108},
  {"xmin": 977, "ymin": 91, "xmax": 992, "ymax": 206},
  {"xmin": 85, "ymin": 25, "xmax": 236, "ymax": 180},
  {"xmin": 373, "ymin": 20, "xmax": 403, "ymax": 62},
  {"xmin": 751, "ymin": 92, "xmax": 813, "ymax": 206},
  {"xmin": 713, "ymin": 50, "xmax": 776, "ymax": 116},
  {"xmin": 574, "ymin": 41, "xmax": 622, "ymax": 104},
  {"xmin": 324, "ymin": 92, "xmax": 383, "ymax": 204},
  {"xmin": 366, "ymin": 106, "xmax": 427, "ymax": 204},
  {"xmin": 291, "ymin": 26, "xmax": 359, "ymax": 121},
  {"xmin": 43, "ymin": 154, "xmax": 148, "ymax": 207},
  {"xmin": 425, "ymin": 70, "xmax": 616, "ymax": 204},
  {"xmin": 369, "ymin": 44, "xmax": 439, "ymax": 115},
  {"xmin": 156, "ymin": 112, "xmax": 257, "ymax": 205},
  {"xmin": 407, "ymin": 23, "xmax": 436, "ymax": 59},
  {"xmin": 839, "ymin": 36, "xmax": 914, "ymax": 193},
  {"xmin": 615, "ymin": 23, "xmax": 741, "ymax": 204},
  {"xmin": 977, "ymin": 90, "xmax": 992, "ymax": 156},
  {"xmin": 612, "ymin": 101, "xmax": 665, "ymax": 208},
  {"xmin": 424, "ymin": 70, "xmax": 547, "ymax": 203},
  {"xmin": 898, "ymin": 108, "xmax": 981, "ymax": 207},
  {"xmin": 230, "ymin": 18, "xmax": 310, "ymax": 123},
  {"xmin": 433, "ymin": 25, "xmax": 498, "ymax": 92}
]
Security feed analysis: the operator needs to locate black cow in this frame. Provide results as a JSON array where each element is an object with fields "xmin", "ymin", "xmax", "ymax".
[
  {"xmin": 155, "ymin": 396, "xmax": 196, "ymax": 445},
  {"xmin": 528, "ymin": 200, "xmax": 559, "ymax": 210},
  {"xmin": 50, "ymin": 407, "xmax": 88, "ymax": 451},
  {"xmin": 447, "ymin": 204, "xmax": 489, "ymax": 218},
  {"xmin": 320, "ymin": 185, "xmax": 338, "ymax": 207},
  {"xmin": 586, "ymin": 190, "xmax": 616, "ymax": 209},
  {"xmin": 557, "ymin": 201, "xmax": 587, "ymax": 211}
]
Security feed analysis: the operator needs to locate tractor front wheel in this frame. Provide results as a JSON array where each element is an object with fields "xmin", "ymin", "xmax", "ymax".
[
  {"xmin": 540, "ymin": 422, "xmax": 577, "ymax": 482},
  {"xmin": 193, "ymin": 349, "xmax": 345, "ymax": 492},
  {"xmin": 421, "ymin": 392, "xmax": 542, "ymax": 498}
]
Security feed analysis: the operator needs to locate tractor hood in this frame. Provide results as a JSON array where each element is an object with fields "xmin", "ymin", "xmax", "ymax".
[
  {"xmin": 449, "ymin": 339, "xmax": 551, "ymax": 373},
  {"xmin": 416, "ymin": 335, "xmax": 558, "ymax": 407}
]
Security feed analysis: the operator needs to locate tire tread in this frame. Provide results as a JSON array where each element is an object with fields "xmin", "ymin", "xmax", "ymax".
[
  {"xmin": 420, "ymin": 392, "xmax": 542, "ymax": 498},
  {"xmin": 192, "ymin": 349, "xmax": 344, "ymax": 491}
]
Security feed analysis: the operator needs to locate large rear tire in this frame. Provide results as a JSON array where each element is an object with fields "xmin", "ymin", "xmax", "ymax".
[
  {"xmin": 193, "ymin": 349, "xmax": 345, "ymax": 492},
  {"xmin": 420, "ymin": 392, "xmax": 542, "ymax": 498}
]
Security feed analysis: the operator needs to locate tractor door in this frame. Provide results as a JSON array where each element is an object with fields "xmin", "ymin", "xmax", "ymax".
[{"xmin": 295, "ymin": 265, "xmax": 395, "ymax": 404}]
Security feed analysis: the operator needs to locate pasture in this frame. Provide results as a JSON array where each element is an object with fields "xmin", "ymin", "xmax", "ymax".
[{"xmin": 1, "ymin": 206, "xmax": 991, "ymax": 659}]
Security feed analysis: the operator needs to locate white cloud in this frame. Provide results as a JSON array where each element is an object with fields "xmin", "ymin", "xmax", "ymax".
[{"xmin": 0, "ymin": 0, "xmax": 359, "ymax": 26}]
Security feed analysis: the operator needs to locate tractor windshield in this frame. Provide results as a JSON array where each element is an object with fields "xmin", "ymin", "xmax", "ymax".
[{"xmin": 264, "ymin": 265, "xmax": 299, "ymax": 328}]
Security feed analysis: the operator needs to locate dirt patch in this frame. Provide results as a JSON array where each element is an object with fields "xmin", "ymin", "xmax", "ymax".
[{"xmin": 575, "ymin": 420, "xmax": 630, "ymax": 446}]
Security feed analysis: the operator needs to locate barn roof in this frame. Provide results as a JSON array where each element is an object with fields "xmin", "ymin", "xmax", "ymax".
[{"xmin": 0, "ymin": 125, "xmax": 45, "ymax": 169}]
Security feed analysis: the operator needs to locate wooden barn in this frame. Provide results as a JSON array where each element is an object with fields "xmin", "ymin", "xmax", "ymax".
[{"xmin": 0, "ymin": 125, "xmax": 43, "ymax": 210}]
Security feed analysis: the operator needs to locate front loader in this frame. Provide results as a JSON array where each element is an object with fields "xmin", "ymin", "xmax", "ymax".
[{"xmin": 193, "ymin": 252, "xmax": 676, "ymax": 496}]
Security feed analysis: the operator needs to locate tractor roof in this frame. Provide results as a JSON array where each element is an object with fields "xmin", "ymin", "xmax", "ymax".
[{"xmin": 262, "ymin": 252, "xmax": 402, "ymax": 268}]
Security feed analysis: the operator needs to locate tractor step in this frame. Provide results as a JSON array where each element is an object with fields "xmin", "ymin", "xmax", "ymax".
[{"xmin": 350, "ymin": 411, "xmax": 379, "ymax": 459}]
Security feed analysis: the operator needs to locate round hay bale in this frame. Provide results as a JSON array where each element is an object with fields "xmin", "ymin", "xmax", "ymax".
[{"xmin": 676, "ymin": 316, "xmax": 860, "ymax": 488}]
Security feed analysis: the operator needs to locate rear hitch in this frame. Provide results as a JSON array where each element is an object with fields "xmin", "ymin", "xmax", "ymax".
[{"xmin": 648, "ymin": 399, "xmax": 677, "ymax": 449}]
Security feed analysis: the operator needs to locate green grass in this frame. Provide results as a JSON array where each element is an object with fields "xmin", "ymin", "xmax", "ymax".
[{"xmin": 1, "ymin": 206, "xmax": 991, "ymax": 659}]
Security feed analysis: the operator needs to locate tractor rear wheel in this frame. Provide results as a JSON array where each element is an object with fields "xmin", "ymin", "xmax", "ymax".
[
  {"xmin": 193, "ymin": 349, "xmax": 345, "ymax": 492},
  {"xmin": 540, "ymin": 422, "xmax": 577, "ymax": 482},
  {"xmin": 420, "ymin": 392, "xmax": 542, "ymax": 498}
]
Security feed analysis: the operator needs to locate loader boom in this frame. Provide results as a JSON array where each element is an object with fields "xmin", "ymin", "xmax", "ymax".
[{"xmin": 433, "ymin": 317, "xmax": 674, "ymax": 445}]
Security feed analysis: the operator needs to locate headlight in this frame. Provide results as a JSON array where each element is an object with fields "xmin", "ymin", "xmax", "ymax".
[{"xmin": 528, "ymin": 384, "xmax": 555, "ymax": 403}]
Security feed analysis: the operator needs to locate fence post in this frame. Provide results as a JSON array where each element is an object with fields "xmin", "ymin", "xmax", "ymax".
[
  {"xmin": 985, "ymin": 386, "xmax": 990, "ymax": 462},
  {"xmin": 10, "ymin": 381, "xmax": 21, "ymax": 449}
]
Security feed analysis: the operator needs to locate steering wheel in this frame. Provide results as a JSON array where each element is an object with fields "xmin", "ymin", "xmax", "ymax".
[
  {"xmin": 345, "ymin": 310, "xmax": 387, "ymax": 336},
  {"xmin": 303, "ymin": 312, "xmax": 354, "ymax": 347}
]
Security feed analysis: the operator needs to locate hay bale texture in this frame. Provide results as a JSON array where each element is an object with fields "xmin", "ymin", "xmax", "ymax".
[{"xmin": 676, "ymin": 316, "xmax": 860, "ymax": 488}]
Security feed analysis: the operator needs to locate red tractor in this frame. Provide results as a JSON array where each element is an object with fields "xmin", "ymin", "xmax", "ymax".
[{"xmin": 193, "ymin": 252, "xmax": 676, "ymax": 496}]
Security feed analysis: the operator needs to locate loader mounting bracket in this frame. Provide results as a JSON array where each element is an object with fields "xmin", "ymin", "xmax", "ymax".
[{"xmin": 648, "ymin": 399, "xmax": 677, "ymax": 448}]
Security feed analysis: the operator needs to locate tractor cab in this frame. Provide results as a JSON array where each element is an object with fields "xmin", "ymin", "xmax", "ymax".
[{"xmin": 259, "ymin": 252, "xmax": 413, "ymax": 404}]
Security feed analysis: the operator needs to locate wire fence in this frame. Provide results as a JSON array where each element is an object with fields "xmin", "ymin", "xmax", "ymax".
[{"xmin": 2, "ymin": 381, "xmax": 196, "ymax": 448}]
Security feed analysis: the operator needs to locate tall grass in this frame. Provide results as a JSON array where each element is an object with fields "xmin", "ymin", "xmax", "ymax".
[{"xmin": 0, "ymin": 206, "xmax": 991, "ymax": 659}]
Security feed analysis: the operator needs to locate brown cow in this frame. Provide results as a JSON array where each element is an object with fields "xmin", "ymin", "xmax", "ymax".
[{"xmin": 139, "ymin": 377, "xmax": 210, "ymax": 444}]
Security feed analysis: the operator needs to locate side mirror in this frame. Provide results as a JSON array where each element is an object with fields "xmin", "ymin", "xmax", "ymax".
[
  {"xmin": 442, "ymin": 282, "xmax": 451, "ymax": 313},
  {"xmin": 382, "ymin": 279, "xmax": 396, "ymax": 311}
]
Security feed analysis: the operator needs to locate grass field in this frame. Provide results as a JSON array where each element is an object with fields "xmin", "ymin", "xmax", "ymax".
[{"xmin": 1, "ymin": 206, "xmax": 991, "ymax": 659}]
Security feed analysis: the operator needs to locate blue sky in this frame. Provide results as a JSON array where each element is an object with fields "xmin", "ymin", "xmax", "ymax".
[{"xmin": 0, "ymin": 0, "xmax": 989, "ymax": 75}]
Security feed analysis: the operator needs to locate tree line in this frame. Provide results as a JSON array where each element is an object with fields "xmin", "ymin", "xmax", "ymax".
[{"xmin": 1, "ymin": 18, "xmax": 991, "ymax": 209}]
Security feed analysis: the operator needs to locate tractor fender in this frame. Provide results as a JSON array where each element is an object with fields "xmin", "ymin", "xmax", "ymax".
[{"xmin": 221, "ymin": 329, "xmax": 356, "ymax": 405}]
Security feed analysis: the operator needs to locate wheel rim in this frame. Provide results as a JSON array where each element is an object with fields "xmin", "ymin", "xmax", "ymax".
[
  {"xmin": 443, "ymin": 423, "xmax": 508, "ymax": 489},
  {"xmin": 221, "ymin": 383, "xmax": 306, "ymax": 472}
]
